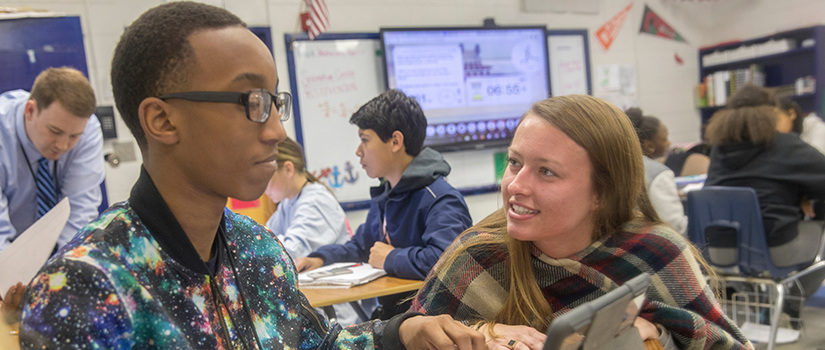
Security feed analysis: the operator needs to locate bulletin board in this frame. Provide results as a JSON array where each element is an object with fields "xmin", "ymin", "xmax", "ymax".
[
  {"xmin": 285, "ymin": 30, "xmax": 591, "ymax": 210},
  {"xmin": 547, "ymin": 29, "xmax": 592, "ymax": 96}
]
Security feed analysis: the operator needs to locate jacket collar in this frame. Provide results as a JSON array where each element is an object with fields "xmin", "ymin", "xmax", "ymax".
[
  {"xmin": 129, "ymin": 166, "xmax": 216, "ymax": 275},
  {"xmin": 369, "ymin": 147, "xmax": 448, "ymax": 199}
]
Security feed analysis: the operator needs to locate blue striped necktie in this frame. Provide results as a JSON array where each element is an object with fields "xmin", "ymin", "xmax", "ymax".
[{"xmin": 36, "ymin": 157, "xmax": 57, "ymax": 218}]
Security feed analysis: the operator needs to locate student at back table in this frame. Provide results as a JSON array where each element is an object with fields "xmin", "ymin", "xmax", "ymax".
[
  {"xmin": 264, "ymin": 136, "xmax": 377, "ymax": 325},
  {"xmin": 296, "ymin": 89, "xmax": 473, "ymax": 319}
]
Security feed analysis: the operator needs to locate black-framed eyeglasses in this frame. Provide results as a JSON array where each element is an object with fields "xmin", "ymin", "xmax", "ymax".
[{"xmin": 159, "ymin": 89, "xmax": 292, "ymax": 123}]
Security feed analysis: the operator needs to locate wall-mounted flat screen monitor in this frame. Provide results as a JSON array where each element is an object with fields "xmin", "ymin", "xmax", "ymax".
[{"xmin": 380, "ymin": 26, "xmax": 550, "ymax": 151}]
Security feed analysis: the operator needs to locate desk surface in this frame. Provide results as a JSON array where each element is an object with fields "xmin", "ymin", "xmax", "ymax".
[
  {"xmin": 301, "ymin": 276, "xmax": 424, "ymax": 308},
  {"xmin": 2, "ymin": 322, "xmax": 17, "ymax": 350}
]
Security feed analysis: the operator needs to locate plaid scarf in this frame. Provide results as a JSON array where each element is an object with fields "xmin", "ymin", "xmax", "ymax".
[{"xmin": 411, "ymin": 221, "xmax": 753, "ymax": 350}]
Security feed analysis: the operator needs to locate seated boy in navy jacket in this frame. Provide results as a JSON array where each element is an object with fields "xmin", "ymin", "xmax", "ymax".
[{"xmin": 296, "ymin": 89, "xmax": 472, "ymax": 318}]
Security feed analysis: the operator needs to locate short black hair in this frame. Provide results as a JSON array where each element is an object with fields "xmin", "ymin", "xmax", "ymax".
[
  {"xmin": 111, "ymin": 2, "xmax": 246, "ymax": 149},
  {"xmin": 727, "ymin": 84, "xmax": 773, "ymax": 109},
  {"xmin": 349, "ymin": 89, "xmax": 427, "ymax": 156}
]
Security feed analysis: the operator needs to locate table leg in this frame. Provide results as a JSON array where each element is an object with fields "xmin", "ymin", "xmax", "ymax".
[
  {"xmin": 321, "ymin": 305, "xmax": 337, "ymax": 325},
  {"xmin": 349, "ymin": 301, "xmax": 370, "ymax": 322}
]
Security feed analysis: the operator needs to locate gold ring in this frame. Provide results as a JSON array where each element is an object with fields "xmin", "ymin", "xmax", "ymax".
[{"xmin": 506, "ymin": 339, "xmax": 518, "ymax": 349}]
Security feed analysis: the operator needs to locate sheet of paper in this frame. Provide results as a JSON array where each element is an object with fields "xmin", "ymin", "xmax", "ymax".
[{"xmin": 0, "ymin": 197, "xmax": 69, "ymax": 293}]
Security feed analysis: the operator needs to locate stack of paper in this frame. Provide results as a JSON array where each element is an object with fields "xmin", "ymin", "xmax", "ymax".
[{"xmin": 298, "ymin": 262, "xmax": 386, "ymax": 288}]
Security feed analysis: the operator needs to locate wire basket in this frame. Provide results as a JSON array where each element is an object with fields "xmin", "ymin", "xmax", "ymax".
[{"xmin": 713, "ymin": 277, "xmax": 804, "ymax": 344}]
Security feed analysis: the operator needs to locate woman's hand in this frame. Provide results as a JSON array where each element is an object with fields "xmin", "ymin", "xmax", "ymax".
[
  {"xmin": 633, "ymin": 317, "xmax": 660, "ymax": 341},
  {"xmin": 478, "ymin": 323, "xmax": 546, "ymax": 350}
]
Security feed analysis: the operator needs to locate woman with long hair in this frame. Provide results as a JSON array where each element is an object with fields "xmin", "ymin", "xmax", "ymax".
[{"xmin": 411, "ymin": 95, "xmax": 751, "ymax": 350}]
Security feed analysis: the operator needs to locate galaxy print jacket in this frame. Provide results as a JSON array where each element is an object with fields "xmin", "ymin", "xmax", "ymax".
[{"xmin": 20, "ymin": 168, "xmax": 412, "ymax": 349}]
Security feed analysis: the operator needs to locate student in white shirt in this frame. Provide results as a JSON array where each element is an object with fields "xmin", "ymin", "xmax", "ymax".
[
  {"xmin": 626, "ymin": 108, "xmax": 687, "ymax": 235},
  {"xmin": 264, "ymin": 137, "xmax": 375, "ymax": 325},
  {"xmin": 265, "ymin": 137, "xmax": 350, "ymax": 257}
]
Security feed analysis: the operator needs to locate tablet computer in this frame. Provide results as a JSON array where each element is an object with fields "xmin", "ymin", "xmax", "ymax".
[{"xmin": 542, "ymin": 273, "xmax": 652, "ymax": 350}]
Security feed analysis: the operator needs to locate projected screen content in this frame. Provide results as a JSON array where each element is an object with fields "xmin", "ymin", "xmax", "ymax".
[{"xmin": 381, "ymin": 27, "xmax": 550, "ymax": 151}]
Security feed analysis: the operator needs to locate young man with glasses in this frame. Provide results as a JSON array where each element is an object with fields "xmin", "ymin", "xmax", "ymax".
[{"xmin": 19, "ymin": 2, "xmax": 484, "ymax": 349}]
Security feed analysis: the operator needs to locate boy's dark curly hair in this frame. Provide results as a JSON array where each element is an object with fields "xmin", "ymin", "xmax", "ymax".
[{"xmin": 111, "ymin": 2, "xmax": 246, "ymax": 149}]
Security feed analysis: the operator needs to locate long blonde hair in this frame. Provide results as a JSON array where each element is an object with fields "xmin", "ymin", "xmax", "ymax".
[{"xmin": 433, "ymin": 95, "xmax": 662, "ymax": 331}]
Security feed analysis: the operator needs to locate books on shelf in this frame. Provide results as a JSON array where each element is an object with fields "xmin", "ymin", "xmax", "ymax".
[
  {"xmin": 695, "ymin": 65, "xmax": 765, "ymax": 108},
  {"xmin": 713, "ymin": 70, "xmax": 729, "ymax": 106},
  {"xmin": 298, "ymin": 262, "xmax": 387, "ymax": 289}
]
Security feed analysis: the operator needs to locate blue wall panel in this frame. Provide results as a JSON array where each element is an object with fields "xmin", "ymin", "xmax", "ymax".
[{"xmin": 0, "ymin": 16, "xmax": 89, "ymax": 92}]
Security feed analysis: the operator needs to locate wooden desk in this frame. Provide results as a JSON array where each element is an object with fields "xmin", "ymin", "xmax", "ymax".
[
  {"xmin": 301, "ymin": 276, "xmax": 424, "ymax": 308},
  {"xmin": 1, "ymin": 322, "xmax": 18, "ymax": 350}
]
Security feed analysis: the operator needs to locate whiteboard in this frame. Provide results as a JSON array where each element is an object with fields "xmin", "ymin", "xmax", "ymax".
[
  {"xmin": 285, "ymin": 34, "xmax": 383, "ymax": 206},
  {"xmin": 548, "ymin": 30, "xmax": 592, "ymax": 96}
]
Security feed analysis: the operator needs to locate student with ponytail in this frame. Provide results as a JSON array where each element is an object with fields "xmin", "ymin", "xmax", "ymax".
[
  {"xmin": 264, "ymin": 137, "xmax": 377, "ymax": 326},
  {"xmin": 625, "ymin": 108, "xmax": 687, "ymax": 235},
  {"xmin": 264, "ymin": 137, "xmax": 350, "ymax": 258},
  {"xmin": 410, "ymin": 95, "xmax": 752, "ymax": 350}
]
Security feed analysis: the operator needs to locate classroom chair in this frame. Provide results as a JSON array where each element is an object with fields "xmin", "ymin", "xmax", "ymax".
[{"xmin": 686, "ymin": 186, "xmax": 825, "ymax": 350}]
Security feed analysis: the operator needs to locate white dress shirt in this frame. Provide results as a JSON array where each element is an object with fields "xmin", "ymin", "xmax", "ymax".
[{"xmin": 0, "ymin": 90, "xmax": 104, "ymax": 251}]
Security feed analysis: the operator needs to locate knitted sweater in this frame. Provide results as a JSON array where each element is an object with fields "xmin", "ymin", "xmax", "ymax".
[{"xmin": 411, "ymin": 221, "xmax": 753, "ymax": 350}]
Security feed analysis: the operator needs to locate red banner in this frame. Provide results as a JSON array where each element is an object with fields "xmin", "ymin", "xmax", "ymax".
[
  {"xmin": 595, "ymin": 3, "xmax": 633, "ymax": 51},
  {"xmin": 229, "ymin": 198, "xmax": 260, "ymax": 210},
  {"xmin": 639, "ymin": 5, "xmax": 686, "ymax": 42}
]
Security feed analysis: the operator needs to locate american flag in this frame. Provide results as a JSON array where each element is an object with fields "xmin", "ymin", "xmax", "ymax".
[{"xmin": 305, "ymin": 0, "xmax": 329, "ymax": 40}]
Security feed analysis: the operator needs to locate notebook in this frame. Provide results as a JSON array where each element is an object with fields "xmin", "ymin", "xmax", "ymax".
[{"xmin": 298, "ymin": 262, "xmax": 386, "ymax": 288}]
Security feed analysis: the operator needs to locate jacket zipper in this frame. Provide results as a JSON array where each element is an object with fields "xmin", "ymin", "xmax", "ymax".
[
  {"xmin": 300, "ymin": 299, "xmax": 328, "ymax": 336},
  {"xmin": 210, "ymin": 277, "xmax": 237, "ymax": 350}
]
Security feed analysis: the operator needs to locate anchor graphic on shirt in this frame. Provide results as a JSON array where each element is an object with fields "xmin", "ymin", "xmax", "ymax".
[
  {"xmin": 343, "ymin": 161, "xmax": 359, "ymax": 184},
  {"xmin": 327, "ymin": 166, "xmax": 345, "ymax": 189}
]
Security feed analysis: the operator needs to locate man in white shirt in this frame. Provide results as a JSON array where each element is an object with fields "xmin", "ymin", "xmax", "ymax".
[
  {"xmin": 0, "ymin": 67, "xmax": 104, "ymax": 252},
  {"xmin": 0, "ymin": 67, "xmax": 104, "ymax": 323}
]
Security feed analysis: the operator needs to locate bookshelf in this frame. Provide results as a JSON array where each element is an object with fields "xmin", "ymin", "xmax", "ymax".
[{"xmin": 697, "ymin": 25, "xmax": 825, "ymax": 125}]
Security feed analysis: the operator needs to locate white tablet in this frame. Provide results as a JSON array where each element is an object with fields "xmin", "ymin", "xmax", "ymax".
[{"xmin": 543, "ymin": 273, "xmax": 652, "ymax": 350}]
